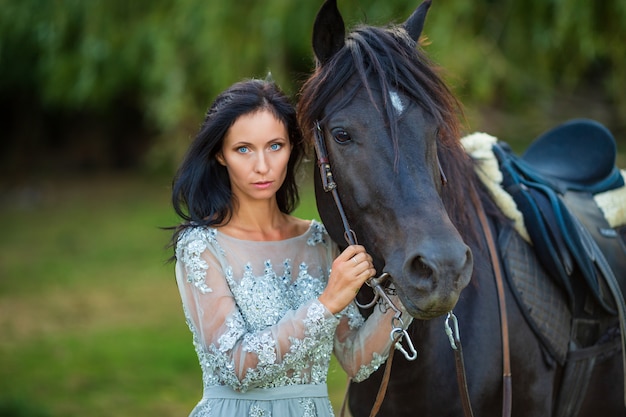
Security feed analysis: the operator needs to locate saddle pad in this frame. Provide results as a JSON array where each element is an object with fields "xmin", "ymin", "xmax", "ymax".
[
  {"xmin": 594, "ymin": 179, "xmax": 626, "ymax": 229},
  {"xmin": 461, "ymin": 132, "xmax": 626, "ymax": 239},
  {"xmin": 499, "ymin": 225, "xmax": 571, "ymax": 364}
]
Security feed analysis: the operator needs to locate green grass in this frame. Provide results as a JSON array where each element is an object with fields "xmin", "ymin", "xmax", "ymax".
[{"xmin": 0, "ymin": 174, "xmax": 349, "ymax": 417}]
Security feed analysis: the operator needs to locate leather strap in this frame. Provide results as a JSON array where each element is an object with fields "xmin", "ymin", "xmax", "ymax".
[
  {"xmin": 340, "ymin": 336, "xmax": 399, "ymax": 417},
  {"xmin": 451, "ymin": 334, "xmax": 475, "ymax": 417},
  {"xmin": 476, "ymin": 202, "xmax": 513, "ymax": 417},
  {"xmin": 369, "ymin": 337, "xmax": 399, "ymax": 417}
]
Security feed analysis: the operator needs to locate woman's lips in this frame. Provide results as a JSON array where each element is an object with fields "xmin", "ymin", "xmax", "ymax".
[{"xmin": 253, "ymin": 181, "xmax": 273, "ymax": 190}]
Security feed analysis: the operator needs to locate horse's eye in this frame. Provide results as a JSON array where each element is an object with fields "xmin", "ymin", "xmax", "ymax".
[{"xmin": 332, "ymin": 129, "xmax": 352, "ymax": 144}]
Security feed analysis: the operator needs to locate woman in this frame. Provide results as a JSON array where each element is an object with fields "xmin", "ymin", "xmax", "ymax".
[{"xmin": 171, "ymin": 78, "xmax": 410, "ymax": 417}]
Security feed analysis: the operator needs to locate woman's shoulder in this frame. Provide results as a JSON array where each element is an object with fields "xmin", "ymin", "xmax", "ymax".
[
  {"xmin": 175, "ymin": 225, "xmax": 221, "ymax": 258},
  {"xmin": 279, "ymin": 217, "xmax": 327, "ymax": 246},
  {"xmin": 174, "ymin": 218, "xmax": 330, "ymax": 248},
  {"xmin": 177, "ymin": 224, "xmax": 217, "ymax": 242},
  {"xmin": 285, "ymin": 216, "xmax": 311, "ymax": 237},
  {"xmin": 305, "ymin": 219, "xmax": 333, "ymax": 247}
]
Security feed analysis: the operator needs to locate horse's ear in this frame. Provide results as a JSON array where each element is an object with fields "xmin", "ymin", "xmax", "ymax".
[
  {"xmin": 403, "ymin": 0, "xmax": 432, "ymax": 42},
  {"xmin": 312, "ymin": 0, "xmax": 345, "ymax": 66}
]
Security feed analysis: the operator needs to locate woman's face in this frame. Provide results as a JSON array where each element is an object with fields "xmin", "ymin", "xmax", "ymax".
[{"xmin": 217, "ymin": 109, "xmax": 292, "ymax": 205}]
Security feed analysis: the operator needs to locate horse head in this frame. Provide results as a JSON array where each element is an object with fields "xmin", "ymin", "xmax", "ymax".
[{"xmin": 298, "ymin": 0, "xmax": 475, "ymax": 319}]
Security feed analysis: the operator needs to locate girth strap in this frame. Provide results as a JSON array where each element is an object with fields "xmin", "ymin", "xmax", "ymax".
[{"xmin": 554, "ymin": 324, "xmax": 622, "ymax": 417}]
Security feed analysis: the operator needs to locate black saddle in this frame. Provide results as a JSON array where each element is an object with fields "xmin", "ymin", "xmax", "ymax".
[
  {"xmin": 493, "ymin": 118, "xmax": 626, "ymax": 412},
  {"xmin": 519, "ymin": 118, "xmax": 623, "ymax": 194},
  {"xmin": 492, "ymin": 118, "xmax": 625, "ymax": 315}
]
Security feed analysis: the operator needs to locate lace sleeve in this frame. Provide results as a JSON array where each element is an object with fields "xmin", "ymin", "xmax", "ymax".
[
  {"xmin": 333, "ymin": 296, "xmax": 413, "ymax": 382},
  {"xmin": 175, "ymin": 228, "xmax": 340, "ymax": 391}
]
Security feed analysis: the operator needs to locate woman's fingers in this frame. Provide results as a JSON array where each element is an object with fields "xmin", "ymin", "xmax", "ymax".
[
  {"xmin": 338, "ymin": 244, "xmax": 362, "ymax": 262},
  {"xmin": 346, "ymin": 248, "xmax": 373, "ymax": 273},
  {"xmin": 321, "ymin": 245, "xmax": 377, "ymax": 311},
  {"xmin": 342, "ymin": 246, "xmax": 373, "ymax": 265}
]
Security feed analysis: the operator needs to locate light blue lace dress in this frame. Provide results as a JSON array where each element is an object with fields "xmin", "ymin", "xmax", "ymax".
[{"xmin": 175, "ymin": 220, "xmax": 410, "ymax": 417}]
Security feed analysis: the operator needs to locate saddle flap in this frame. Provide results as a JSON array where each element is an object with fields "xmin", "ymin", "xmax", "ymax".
[
  {"xmin": 522, "ymin": 119, "xmax": 623, "ymax": 193},
  {"xmin": 499, "ymin": 226, "xmax": 571, "ymax": 364},
  {"xmin": 493, "ymin": 141, "xmax": 621, "ymax": 315}
]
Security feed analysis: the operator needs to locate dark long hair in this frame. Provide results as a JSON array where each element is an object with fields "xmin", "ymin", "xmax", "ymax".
[{"xmin": 170, "ymin": 79, "xmax": 304, "ymax": 240}]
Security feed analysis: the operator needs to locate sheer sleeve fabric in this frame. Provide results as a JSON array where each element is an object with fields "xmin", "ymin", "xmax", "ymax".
[
  {"xmin": 333, "ymin": 293, "xmax": 413, "ymax": 382},
  {"xmin": 320, "ymin": 234, "xmax": 414, "ymax": 382},
  {"xmin": 175, "ymin": 227, "xmax": 339, "ymax": 392}
]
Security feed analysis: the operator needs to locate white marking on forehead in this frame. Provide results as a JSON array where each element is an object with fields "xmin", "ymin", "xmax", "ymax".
[{"xmin": 389, "ymin": 90, "xmax": 404, "ymax": 115}]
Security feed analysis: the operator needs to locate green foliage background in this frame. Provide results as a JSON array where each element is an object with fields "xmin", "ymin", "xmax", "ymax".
[{"xmin": 1, "ymin": 0, "xmax": 625, "ymax": 175}]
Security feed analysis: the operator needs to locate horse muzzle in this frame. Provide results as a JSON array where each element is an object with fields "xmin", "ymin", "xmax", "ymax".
[{"xmin": 385, "ymin": 239, "xmax": 474, "ymax": 319}]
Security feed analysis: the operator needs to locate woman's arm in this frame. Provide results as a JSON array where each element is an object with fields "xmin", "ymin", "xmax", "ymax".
[
  {"xmin": 332, "ymin": 293, "xmax": 413, "ymax": 382},
  {"xmin": 175, "ymin": 230, "xmax": 339, "ymax": 391}
]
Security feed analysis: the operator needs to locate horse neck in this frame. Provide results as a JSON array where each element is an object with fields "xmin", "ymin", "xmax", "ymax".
[{"xmin": 441, "ymin": 152, "xmax": 497, "ymax": 278}]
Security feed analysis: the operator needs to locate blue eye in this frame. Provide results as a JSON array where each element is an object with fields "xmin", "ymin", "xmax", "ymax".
[
  {"xmin": 270, "ymin": 143, "xmax": 282, "ymax": 151},
  {"xmin": 237, "ymin": 146, "xmax": 249, "ymax": 154}
]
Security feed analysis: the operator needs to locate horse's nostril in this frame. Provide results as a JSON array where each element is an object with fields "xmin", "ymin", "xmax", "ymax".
[
  {"xmin": 459, "ymin": 247, "xmax": 474, "ymax": 284},
  {"xmin": 411, "ymin": 256, "xmax": 435, "ymax": 285},
  {"xmin": 465, "ymin": 248, "xmax": 473, "ymax": 268},
  {"xmin": 411, "ymin": 256, "xmax": 434, "ymax": 280},
  {"xmin": 405, "ymin": 244, "xmax": 473, "ymax": 292}
]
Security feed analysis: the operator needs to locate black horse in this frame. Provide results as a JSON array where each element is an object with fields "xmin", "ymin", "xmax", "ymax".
[{"xmin": 297, "ymin": 1, "xmax": 625, "ymax": 416}]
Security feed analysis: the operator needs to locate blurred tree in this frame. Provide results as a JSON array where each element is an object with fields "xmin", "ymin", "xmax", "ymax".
[{"xmin": 1, "ymin": 0, "xmax": 624, "ymax": 178}]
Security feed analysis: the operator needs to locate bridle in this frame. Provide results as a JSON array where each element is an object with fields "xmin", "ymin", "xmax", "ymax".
[
  {"xmin": 313, "ymin": 121, "xmax": 416, "ymax": 360},
  {"xmin": 312, "ymin": 120, "xmax": 512, "ymax": 417}
]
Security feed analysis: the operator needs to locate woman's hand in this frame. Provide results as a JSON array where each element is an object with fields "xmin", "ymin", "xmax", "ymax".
[{"xmin": 319, "ymin": 245, "xmax": 376, "ymax": 314}]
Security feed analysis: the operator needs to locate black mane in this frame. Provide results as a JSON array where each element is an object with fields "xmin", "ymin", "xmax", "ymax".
[
  {"xmin": 301, "ymin": 24, "xmax": 460, "ymax": 146},
  {"xmin": 298, "ymin": 21, "xmax": 492, "ymax": 271}
]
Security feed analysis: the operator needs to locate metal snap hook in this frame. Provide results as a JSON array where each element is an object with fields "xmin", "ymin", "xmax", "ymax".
[
  {"xmin": 444, "ymin": 311, "xmax": 460, "ymax": 350},
  {"xmin": 391, "ymin": 327, "xmax": 418, "ymax": 361}
]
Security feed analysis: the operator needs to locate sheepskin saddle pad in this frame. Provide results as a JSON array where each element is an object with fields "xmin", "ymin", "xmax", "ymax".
[{"xmin": 462, "ymin": 119, "xmax": 626, "ymax": 358}]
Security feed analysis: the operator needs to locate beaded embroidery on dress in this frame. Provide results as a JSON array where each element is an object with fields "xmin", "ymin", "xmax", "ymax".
[{"xmin": 174, "ymin": 220, "xmax": 410, "ymax": 417}]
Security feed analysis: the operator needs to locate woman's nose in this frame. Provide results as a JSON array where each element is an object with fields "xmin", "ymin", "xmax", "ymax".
[{"xmin": 254, "ymin": 153, "xmax": 269, "ymax": 173}]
